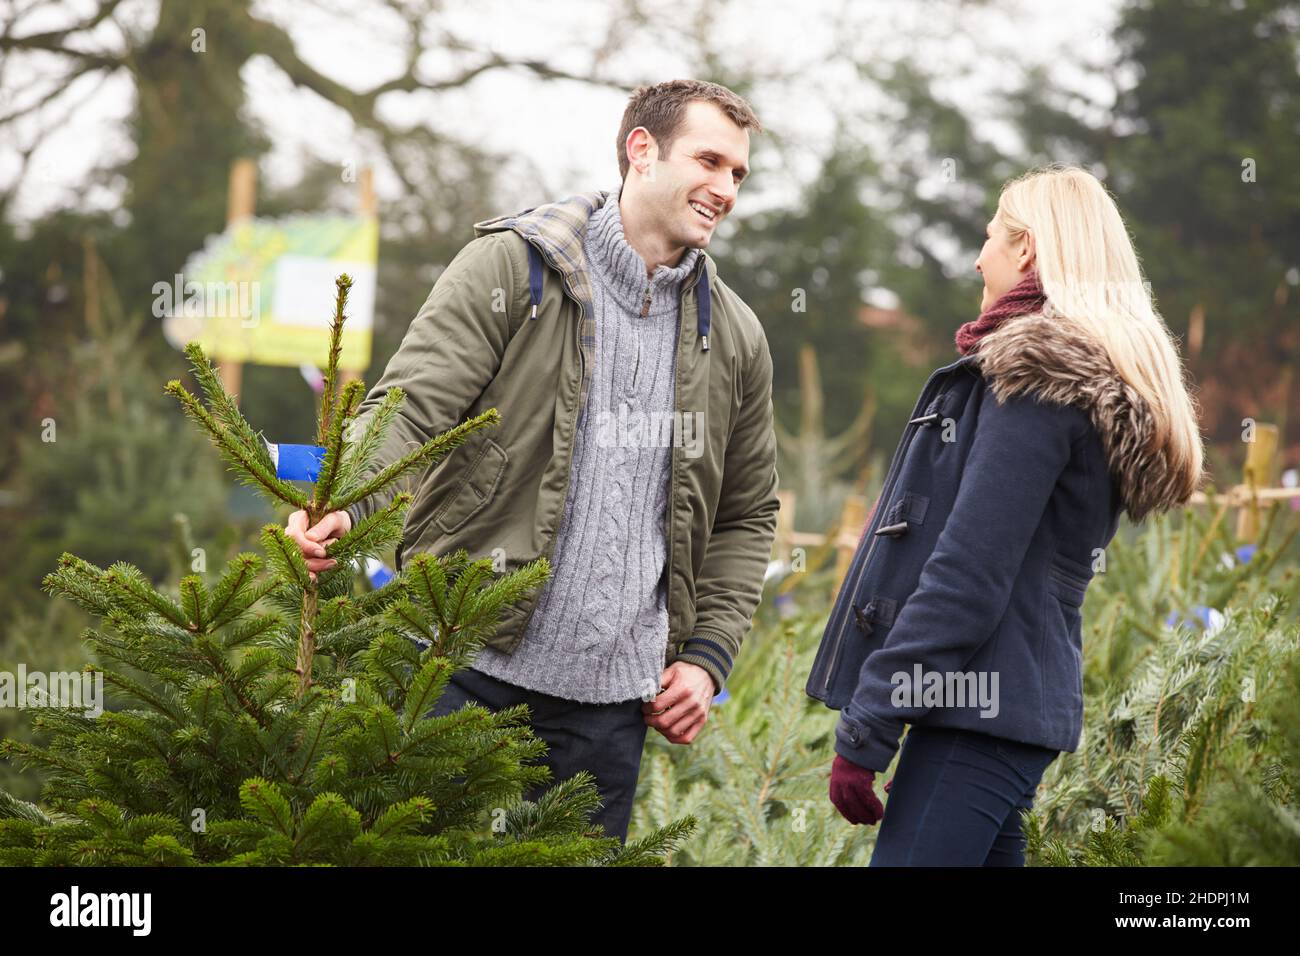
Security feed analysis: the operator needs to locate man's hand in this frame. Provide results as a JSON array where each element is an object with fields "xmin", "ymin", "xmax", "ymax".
[
  {"xmin": 284, "ymin": 509, "xmax": 352, "ymax": 582},
  {"xmin": 642, "ymin": 661, "xmax": 715, "ymax": 744}
]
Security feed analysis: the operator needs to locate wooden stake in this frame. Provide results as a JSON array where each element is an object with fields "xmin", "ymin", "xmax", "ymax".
[
  {"xmin": 832, "ymin": 495, "xmax": 866, "ymax": 600},
  {"xmin": 1236, "ymin": 422, "xmax": 1279, "ymax": 543},
  {"xmin": 774, "ymin": 490, "xmax": 796, "ymax": 564},
  {"xmin": 218, "ymin": 158, "xmax": 257, "ymax": 403},
  {"xmin": 338, "ymin": 166, "xmax": 376, "ymax": 390}
]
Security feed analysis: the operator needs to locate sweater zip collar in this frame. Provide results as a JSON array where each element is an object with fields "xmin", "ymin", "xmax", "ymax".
[{"xmin": 475, "ymin": 189, "xmax": 714, "ymax": 351}]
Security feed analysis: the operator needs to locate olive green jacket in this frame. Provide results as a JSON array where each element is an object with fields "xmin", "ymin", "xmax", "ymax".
[{"xmin": 347, "ymin": 189, "xmax": 779, "ymax": 692}]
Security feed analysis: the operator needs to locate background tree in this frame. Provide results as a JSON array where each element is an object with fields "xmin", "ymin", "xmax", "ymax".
[{"xmin": 1011, "ymin": 0, "xmax": 1300, "ymax": 449}]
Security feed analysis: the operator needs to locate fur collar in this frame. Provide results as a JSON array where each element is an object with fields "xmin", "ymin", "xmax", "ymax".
[{"xmin": 972, "ymin": 311, "xmax": 1190, "ymax": 522}]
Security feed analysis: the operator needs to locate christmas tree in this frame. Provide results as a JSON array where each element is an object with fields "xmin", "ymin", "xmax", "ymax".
[{"xmin": 0, "ymin": 274, "xmax": 694, "ymax": 865}]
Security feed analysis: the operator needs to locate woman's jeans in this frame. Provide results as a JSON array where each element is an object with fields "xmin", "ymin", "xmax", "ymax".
[
  {"xmin": 869, "ymin": 726, "xmax": 1059, "ymax": 866},
  {"xmin": 428, "ymin": 666, "xmax": 650, "ymax": 844}
]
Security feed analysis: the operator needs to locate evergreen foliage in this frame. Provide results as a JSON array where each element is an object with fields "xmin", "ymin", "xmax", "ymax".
[
  {"xmin": 0, "ymin": 275, "xmax": 696, "ymax": 865},
  {"xmin": 634, "ymin": 511, "xmax": 1300, "ymax": 867}
]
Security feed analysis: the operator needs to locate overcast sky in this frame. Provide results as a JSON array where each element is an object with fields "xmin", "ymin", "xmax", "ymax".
[{"xmin": 1, "ymin": 0, "xmax": 1122, "ymax": 228}]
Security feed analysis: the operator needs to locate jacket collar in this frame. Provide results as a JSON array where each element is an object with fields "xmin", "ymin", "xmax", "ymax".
[
  {"xmin": 473, "ymin": 189, "xmax": 715, "ymax": 307},
  {"xmin": 972, "ymin": 311, "xmax": 1189, "ymax": 522}
]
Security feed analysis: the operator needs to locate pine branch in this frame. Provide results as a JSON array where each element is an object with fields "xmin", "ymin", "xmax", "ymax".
[
  {"xmin": 316, "ymin": 274, "xmax": 353, "ymax": 449},
  {"xmin": 318, "ymin": 492, "xmax": 411, "ymax": 577},
  {"xmin": 334, "ymin": 387, "xmax": 405, "ymax": 497},
  {"xmin": 178, "ymin": 342, "xmax": 276, "ymax": 476},
  {"xmin": 442, "ymin": 557, "xmax": 550, "ymax": 649},
  {"xmin": 41, "ymin": 553, "xmax": 116, "ymax": 618},
  {"xmin": 165, "ymin": 379, "xmax": 309, "ymax": 510},
  {"xmin": 179, "ymin": 575, "xmax": 207, "ymax": 631},
  {"xmin": 219, "ymin": 612, "xmax": 283, "ymax": 651},
  {"xmin": 605, "ymin": 816, "xmax": 698, "ymax": 866},
  {"xmin": 102, "ymin": 563, "xmax": 189, "ymax": 629},
  {"xmin": 287, "ymin": 707, "xmax": 336, "ymax": 784},
  {"xmin": 97, "ymin": 667, "xmax": 187, "ymax": 723},
  {"xmin": 370, "ymin": 796, "xmax": 434, "ymax": 838},
  {"xmin": 401, "ymin": 657, "xmax": 454, "ymax": 733},
  {"xmin": 383, "ymin": 599, "xmax": 438, "ymax": 649},
  {"xmin": 0, "ymin": 790, "xmax": 55, "ymax": 825},
  {"xmin": 331, "ymin": 408, "xmax": 501, "ymax": 514},
  {"xmin": 313, "ymin": 378, "xmax": 365, "ymax": 507},
  {"xmin": 401, "ymin": 553, "xmax": 452, "ymax": 632},
  {"xmin": 238, "ymin": 778, "xmax": 294, "ymax": 835},
  {"xmin": 260, "ymin": 524, "xmax": 311, "ymax": 590},
  {"xmin": 206, "ymin": 554, "xmax": 272, "ymax": 628}
]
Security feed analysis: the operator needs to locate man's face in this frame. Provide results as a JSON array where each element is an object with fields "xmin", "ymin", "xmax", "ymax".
[{"xmin": 634, "ymin": 100, "xmax": 750, "ymax": 250}]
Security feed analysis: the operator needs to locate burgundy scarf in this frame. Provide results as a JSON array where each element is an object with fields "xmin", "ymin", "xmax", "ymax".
[{"xmin": 954, "ymin": 271, "xmax": 1047, "ymax": 356}]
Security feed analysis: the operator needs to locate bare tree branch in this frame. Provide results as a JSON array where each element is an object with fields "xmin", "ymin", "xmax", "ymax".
[
  {"xmin": 0, "ymin": 0, "xmax": 128, "ymax": 67},
  {"xmin": 243, "ymin": 3, "xmax": 631, "ymax": 137}
]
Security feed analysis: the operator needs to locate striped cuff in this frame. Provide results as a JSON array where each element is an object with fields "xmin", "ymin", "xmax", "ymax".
[{"xmin": 672, "ymin": 632, "xmax": 736, "ymax": 696}]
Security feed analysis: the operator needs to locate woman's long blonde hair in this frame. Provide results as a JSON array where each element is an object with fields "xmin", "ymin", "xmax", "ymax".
[{"xmin": 996, "ymin": 163, "xmax": 1205, "ymax": 505}]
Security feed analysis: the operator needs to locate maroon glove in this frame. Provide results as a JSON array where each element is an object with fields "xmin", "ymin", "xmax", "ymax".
[
  {"xmin": 829, "ymin": 754, "xmax": 885, "ymax": 826},
  {"xmin": 884, "ymin": 777, "xmax": 894, "ymax": 794}
]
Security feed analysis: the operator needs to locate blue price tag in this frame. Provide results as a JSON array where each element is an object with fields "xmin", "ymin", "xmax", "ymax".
[
  {"xmin": 266, "ymin": 441, "xmax": 326, "ymax": 482},
  {"xmin": 365, "ymin": 557, "xmax": 395, "ymax": 589}
]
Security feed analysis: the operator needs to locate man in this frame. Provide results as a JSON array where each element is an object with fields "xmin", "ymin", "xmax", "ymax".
[{"xmin": 285, "ymin": 79, "xmax": 779, "ymax": 843}]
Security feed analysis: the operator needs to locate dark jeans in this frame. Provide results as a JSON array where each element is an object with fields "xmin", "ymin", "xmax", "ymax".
[
  {"xmin": 428, "ymin": 666, "xmax": 650, "ymax": 844},
  {"xmin": 869, "ymin": 725, "xmax": 1059, "ymax": 866}
]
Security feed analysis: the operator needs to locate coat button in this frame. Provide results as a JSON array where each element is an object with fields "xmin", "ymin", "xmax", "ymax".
[
  {"xmin": 908, "ymin": 411, "xmax": 941, "ymax": 426},
  {"xmin": 874, "ymin": 521, "xmax": 909, "ymax": 537}
]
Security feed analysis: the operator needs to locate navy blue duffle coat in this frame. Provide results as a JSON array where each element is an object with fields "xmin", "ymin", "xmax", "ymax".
[{"xmin": 806, "ymin": 311, "xmax": 1187, "ymax": 772}]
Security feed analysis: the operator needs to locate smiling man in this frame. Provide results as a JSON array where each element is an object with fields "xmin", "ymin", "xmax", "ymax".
[{"xmin": 285, "ymin": 79, "xmax": 779, "ymax": 844}]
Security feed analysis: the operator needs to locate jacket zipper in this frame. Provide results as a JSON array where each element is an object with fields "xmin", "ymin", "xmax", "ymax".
[
  {"xmin": 515, "ymin": 237, "xmax": 587, "ymax": 642},
  {"xmin": 664, "ymin": 261, "xmax": 707, "ymax": 653},
  {"xmin": 815, "ymin": 360, "xmax": 968, "ymax": 697},
  {"xmin": 517, "ymin": 246, "xmax": 698, "ymax": 652}
]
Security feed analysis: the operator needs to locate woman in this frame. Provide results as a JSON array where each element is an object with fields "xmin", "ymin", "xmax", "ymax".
[{"xmin": 806, "ymin": 164, "xmax": 1204, "ymax": 866}]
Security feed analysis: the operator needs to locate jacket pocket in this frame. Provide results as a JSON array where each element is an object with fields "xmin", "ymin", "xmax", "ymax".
[
  {"xmin": 1041, "ymin": 585, "xmax": 1084, "ymax": 735},
  {"xmin": 1047, "ymin": 553, "xmax": 1090, "ymax": 607},
  {"xmin": 433, "ymin": 437, "xmax": 509, "ymax": 535}
]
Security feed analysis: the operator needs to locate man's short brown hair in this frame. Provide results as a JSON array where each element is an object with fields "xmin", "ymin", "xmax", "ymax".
[{"xmin": 616, "ymin": 79, "xmax": 762, "ymax": 181}]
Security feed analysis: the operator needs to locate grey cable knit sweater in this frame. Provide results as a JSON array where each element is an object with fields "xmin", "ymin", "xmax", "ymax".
[{"xmin": 470, "ymin": 185, "xmax": 701, "ymax": 703}]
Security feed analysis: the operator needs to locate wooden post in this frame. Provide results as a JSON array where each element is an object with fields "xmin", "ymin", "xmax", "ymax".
[
  {"xmin": 358, "ymin": 166, "xmax": 375, "ymax": 218},
  {"xmin": 226, "ymin": 158, "xmax": 257, "ymax": 226},
  {"xmin": 338, "ymin": 166, "xmax": 375, "ymax": 393},
  {"xmin": 82, "ymin": 235, "xmax": 123, "ymax": 417},
  {"xmin": 774, "ymin": 490, "xmax": 796, "ymax": 561},
  {"xmin": 1236, "ymin": 422, "xmax": 1279, "ymax": 543},
  {"xmin": 218, "ymin": 158, "xmax": 257, "ymax": 403},
  {"xmin": 832, "ymin": 494, "xmax": 866, "ymax": 600},
  {"xmin": 1187, "ymin": 302, "xmax": 1205, "ymax": 366}
]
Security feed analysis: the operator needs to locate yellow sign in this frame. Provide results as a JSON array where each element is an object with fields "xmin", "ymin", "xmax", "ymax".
[{"xmin": 157, "ymin": 214, "xmax": 377, "ymax": 371}]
